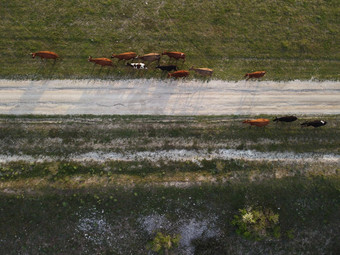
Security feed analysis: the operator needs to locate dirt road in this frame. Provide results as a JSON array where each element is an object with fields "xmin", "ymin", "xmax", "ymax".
[{"xmin": 0, "ymin": 79, "xmax": 339, "ymax": 115}]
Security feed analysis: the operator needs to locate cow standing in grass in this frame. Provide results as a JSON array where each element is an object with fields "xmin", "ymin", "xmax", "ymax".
[
  {"xmin": 137, "ymin": 53, "xmax": 161, "ymax": 65},
  {"xmin": 301, "ymin": 120, "xmax": 327, "ymax": 128},
  {"xmin": 189, "ymin": 66, "xmax": 213, "ymax": 77},
  {"xmin": 156, "ymin": 65, "xmax": 178, "ymax": 72},
  {"xmin": 162, "ymin": 51, "xmax": 186, "ymax": 62},
  {"xmin": 168, "ymin": 70, "xmax": 189, "ymax": 78},
  {"xmin": 31, "ymin": 51, "xmax": 59, "ymax": 61},
  {"xmin": 273, "ymin": 116, "xmax": 298, "ymax": 122},
  {"xmin": 244, "ymin": 71, "xmax": 266, "ymax": 81},
  {"xmin": 243, "ymin": 118, "xmax": 270, "ymax": 127},
  {"xmin": 126, "ymin": 62, "xmax": 147, "ymax": 69},
  {"xmin": 111, "ymin": 52, "xmax": 137, "ymax": 62},
  {"xmin": 88, "ymin": 56, "xmax": 113, "ymax": 67}
]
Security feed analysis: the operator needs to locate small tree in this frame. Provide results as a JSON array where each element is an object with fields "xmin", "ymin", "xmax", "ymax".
[
  {"xmin": 147, "ymin": 231, "xmax": 180, "ymax": 255},
  {"xmin": 231, "ymin": 207, "xmax": 280, "ymax": 240}
]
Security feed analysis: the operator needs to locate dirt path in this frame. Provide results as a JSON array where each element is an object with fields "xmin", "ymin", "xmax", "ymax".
[{"xmin": 0, "ymin": 79, "xmax": 339, "ymax": 115}]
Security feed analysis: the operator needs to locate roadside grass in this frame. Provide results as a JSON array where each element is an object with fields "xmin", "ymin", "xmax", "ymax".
[
  {"xmin": 0, "ymin": 177, "xmax": 339, "ymax": 254},
  {"xmin": 1, "ymin": 160, "xmax": 338, "ymax": 191},
  {"xmin": 1, "ymin": 0, "xmax": 339, "ymax": 80},
  {"xmin": 0, "ymin": 115, "xmax": 339, "ymax": 253},
  {"xmin": 0, "ymin": 115, "xmax": 339, "ymax": 156}
]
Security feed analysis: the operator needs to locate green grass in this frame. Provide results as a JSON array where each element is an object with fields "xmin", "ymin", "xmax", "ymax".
[
  {"xmin": 1, "ymin": 0, "xmax": 339, "ymax": 80},
  {"xmin": 0, "ymin": 115, "xmax": 339, "ymax": 253},
  {"xmin": 0, "ymin": 177, "xmax": 339, "ymax": 254},
  {"xmin": 1, "ymin": 160, "xmax": 338, "ymax": 191},
  {"xmin": 0, "ymin": 115, "xmax": 339, "ymax": 156}
]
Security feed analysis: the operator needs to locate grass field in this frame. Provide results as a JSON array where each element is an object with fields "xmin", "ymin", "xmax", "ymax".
[
  {"xmin": 1, "ymin": 0, "xmax": 339, "ymax": 80},
  {"xmin": 1, "ymin": 0, "xmax": 339, "ymax": 252},
  {"xmin": 1, "ymin": 178, "xmax": 339, "ymax": 254},
  {"xmin": 1, "ymin": 114, "xmax": 339, "ymax": 156},
  {"xmin": 0, "ymin": 115, "xmax": 339, "ymax": 254}
]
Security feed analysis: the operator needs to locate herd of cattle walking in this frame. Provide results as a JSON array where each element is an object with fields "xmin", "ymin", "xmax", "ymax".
[
  {"xmin": 30, "ymin": 50, "xmax": 266, "ymax": 79},
  {"xmin": 243, "ymin": 116, "xmax": 327, "ymax": 128},
  {"xmin": 31, "ymin": 51, "xmax": 327, "ymax": 128}
]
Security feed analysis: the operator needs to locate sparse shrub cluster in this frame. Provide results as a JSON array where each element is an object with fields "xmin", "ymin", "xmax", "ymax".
[
  {"xmin": 232, "ymin": 206, "xmax": 281, "ymax": 240},
  {"xmin": 147, "ymin": 232, "xmax": 180, "ymax": 255}
]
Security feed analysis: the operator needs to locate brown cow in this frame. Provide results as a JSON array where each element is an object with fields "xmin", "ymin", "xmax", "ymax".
[
  {"xmin": 167, "ymin": 70, "xmax": 190, "ymax": 78},
  {"xmin": 244, "ymin": 71, "xmax": 266, "ymax": 81},
  {"xmin": 189, "ymin": 66, "xmax": 213, "ymax": 76},
  {"xmin": 111, "ymin": 52, "xmax": 137, "ymax": 61},
  {"xmin": 162, "ymin": 51, "xmax": 186, "ymax": 62},
  {"xmin": 137, "ymin": 53, "xmax": 161, "ymax": 64},
  {"xmin": 31, "ymin": 51, "xmax": 59, "ymax": 60},
  {"xmin": 88, "ymin": 56, "xmax": 113, "ymax": 67},
  {"xmin": 242, "ymin": 118, "xmax": 270, "ymax": 127}
]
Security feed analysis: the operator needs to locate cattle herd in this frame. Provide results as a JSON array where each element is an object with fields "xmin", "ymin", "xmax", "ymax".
[
  {"xmin": 243, "ymin": 116, "xmax": 327, "ymax": 128},
  {"xmin": 30, "ymin": 50, "xmax": 266, "ymax": 80},
  {"xmin": 30, "ymin": 51, "xmax": 327, "ymax": 127}
]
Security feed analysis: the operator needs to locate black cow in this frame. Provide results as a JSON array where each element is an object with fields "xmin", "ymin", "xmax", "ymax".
[
  {"xmin": 301, "ymin": 120, "xmax": 327, "ymax": 128},
  {"xmin": 273, "ymin": 116, "xmax": 298, "ymax": 122},
  {"xmin": 156, "ymin": 65, "xmax": 178, "ymax": 71}
]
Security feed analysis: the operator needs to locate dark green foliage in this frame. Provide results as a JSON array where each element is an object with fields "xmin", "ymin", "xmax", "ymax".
[
  {"xmin": 231, "ymin": 207, "xmax": 280, "ymax": 240},
  {"xmin": 147, "ymin": 232, "xmax": 180, "ymax": 255}
]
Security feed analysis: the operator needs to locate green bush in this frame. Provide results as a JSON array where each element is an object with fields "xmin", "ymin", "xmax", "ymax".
[
  {"xmin": 281, "ymin": 40, "xmax": 290, "ymax": 52},
  {"xmin": 231, "ymin": 207, "xmax": 280, "ymax": 240},
  {"xmin": 147, "ymin": 232, "xmax": 180, "ymax": 255}
]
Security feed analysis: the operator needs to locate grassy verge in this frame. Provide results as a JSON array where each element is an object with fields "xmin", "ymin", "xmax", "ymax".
[
  {"xmin": 1, "ymin": 177, "xmax": 339, "ymax": 254},
  {"xmin": 1, "ymin": 160, "xmax": 338, "ymax": 192},
  {"xmin": 0, "ymin": 115, "xmax": 339, "ymax": 253},
  {"xmin": 1, "ymin": 0, "xmax": 339, "ymax": 80},
  {"xmin": 0, "ymin": 115, "xmax": 339, "ymax": 156}
]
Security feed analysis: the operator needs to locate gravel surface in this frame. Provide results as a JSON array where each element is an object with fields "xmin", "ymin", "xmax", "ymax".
[{"xmin": 0, "ymin": 79, "xmax": 339, "ymax": 115}]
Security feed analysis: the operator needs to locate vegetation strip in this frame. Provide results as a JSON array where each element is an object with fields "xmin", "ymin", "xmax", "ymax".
[
  {"xmin": 1, "ymin": 115, "xmax": 339, "ymax": 155},
  {"xmin": 0, "ymin": 115, "xmax": 339, "ymax": 253},
  {"xmin": 1, "ymin": 160, "xmax": 338, "ymax": 192},
  {"xmin": 1, "ymin": 0, "xmax": 339, "ymax": 80},
  {"xmin": 1, "ymin": 178, "xmax": 339, "ymax": 254}
]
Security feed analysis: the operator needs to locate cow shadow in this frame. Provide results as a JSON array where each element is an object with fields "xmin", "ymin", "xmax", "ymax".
[
  {"xmin": 88, "ymin": 64, "xmax": 117, "ymax": 80},
  {"xmin": 34, "ymin": 59, "xmax": 60, "ymax": 78},
  {"xmin": 237, "ymin": 80, "xmax": 261, "ymax": 115},
  {"xmin": 7, "ymin": 80, "xmax": 50, "ymax": 114}
]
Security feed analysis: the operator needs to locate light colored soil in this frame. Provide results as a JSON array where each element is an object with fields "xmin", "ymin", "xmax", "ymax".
[
  {"xmin": 0, "ymin": 149, "xmax": 339, "ymax": 164},
  {"xmin": 0, "ymin": 79, "xmax": 339, "ymax": 115}
]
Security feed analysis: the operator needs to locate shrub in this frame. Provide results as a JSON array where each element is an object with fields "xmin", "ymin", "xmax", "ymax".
[
  {"xmin": 231, "ymin": 207, "xmax": 280, "ymax": 240},
  {"xmin": 147, "ymin": 232, "xmax": 180, "ymax": 255},
  {"xmin": 298, "ymin": 39, "xmax": 310, "ymax": 53},
  {"xmin": 281, "ymin": 40, "xmax": 290, "ymax": 52}
]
